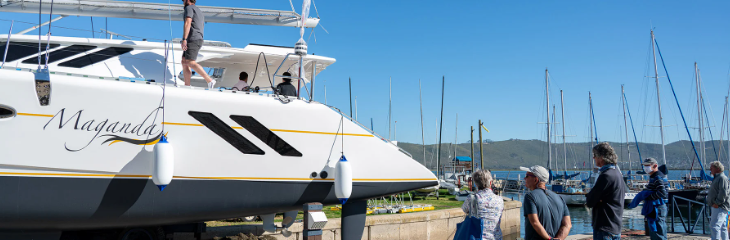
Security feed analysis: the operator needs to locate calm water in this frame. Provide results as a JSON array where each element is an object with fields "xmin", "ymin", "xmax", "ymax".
[
  {"xmin": 490, "ymin": 171, "xmax": 713, "ymax": 237},
  {"xmin": 491, "ymin": 169, "xmax": 711, "ymax": 181}
]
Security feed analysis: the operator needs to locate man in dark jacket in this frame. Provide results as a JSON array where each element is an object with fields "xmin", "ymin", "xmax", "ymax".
[
  {"xmin": 642, "ymin": 157, "xmax": 668, "ymax": 240},
  {"xmin": 586, "ymin": 142, "xmax": 625, "ymax": 240},
  {"xmin": 276, "ymin": 72, "xmax": 297, "ymax": 97}
]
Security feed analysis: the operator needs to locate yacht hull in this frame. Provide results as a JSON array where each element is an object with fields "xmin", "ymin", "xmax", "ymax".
[
  {"xmin": 0, "ymin": 70, "xmax": 437, "ymax": 230},
  {"xmin": 0, "ymin": 176, "xmax": 435, "ymax": 230}
]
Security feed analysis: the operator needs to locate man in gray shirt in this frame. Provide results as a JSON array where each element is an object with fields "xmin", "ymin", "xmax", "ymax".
[
  {"xmin": 520, "ymin": 165, "xmax": 571, "ymax": 240},
  {"xmin": 181, "ymin": 0, "xmax": 216, "ymax": 88},
  {"xmin": 708, "ymin": 161, "xmax": 730, "ymax": 240}
]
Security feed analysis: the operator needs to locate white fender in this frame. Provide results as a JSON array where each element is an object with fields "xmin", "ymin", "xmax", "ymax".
[
  {"xmin": 152, "ymin": 136, "xmax": 174, "ymax": 191},
  {"xmin": 334, "ymin": 155, "xmax": 352, "ymax": 204}
]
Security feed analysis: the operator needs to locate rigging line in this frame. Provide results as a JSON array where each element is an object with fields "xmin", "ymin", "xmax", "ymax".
[
  {"xmin": 1, "ymin": 21, "xmax": 13, "ymax": 68},
  {"xmin": 90, "ymin": 17, "xmax": 95, "ymax": 38},
  {"xmin": 43, "ymin": 0, "xmax": 54, "ymax": 69},
  {"xmin": 654, "ymin": 38, "xmax": 710, "ymax": 180},
  {"xmin": 248, "ymin": 52, "xmax": 275, "ymax": 92},
  {"xmin": 37, "ymin": 0, "xmax": 41, "ymax": 69},
  {"xmin": 326, "ymin": 113, "xmax": 344, "ymax": 165},
  {"xmin": 141, "ymin": 41, "xmax": 169, "ymax": 147},
  {"xmin": 288, "ymin": 0, "xmax": 296, "ymax": 13},
  {"xmin": 624, "ymin": 92, "xmax": 644, "ymax": 168},
  {"xmin": 311, "ymin": 0, "xmax": 321, "ymax": 18},
  {"xmin": 703, "ymin": 97, "xmax": 720, "ymax": 162},
  {"xmin": 168, "ymin": 0, "xmax": 177, "ymax": 87}
]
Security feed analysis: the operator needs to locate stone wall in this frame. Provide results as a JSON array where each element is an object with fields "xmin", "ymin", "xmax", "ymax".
[{"xmin": 195, "ymin": 197, "xmax": 522, "ymax": 240}]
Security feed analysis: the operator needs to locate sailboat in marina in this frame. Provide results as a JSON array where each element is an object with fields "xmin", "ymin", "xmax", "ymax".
[
  {"xmin": 541, "ymin": 69, "xmax": 586, "ymax": 205},
  {"xmin": 0, "ymin": 0, "xmax": 436, "ymax": 239}
]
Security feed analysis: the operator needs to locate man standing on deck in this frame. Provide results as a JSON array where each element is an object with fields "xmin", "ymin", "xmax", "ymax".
[
  {"xmin": 707, "ymin": 161, "xmax": 730, "ymax": 240},
  {"xmin": 520, "ymin": 165, "xmax": 571, "ymax": 240},
  {"xmin": 586, "ymin": 142, "xmax": 625, "ymax": 240},
  {"xmin": 181, "ymin": 0, "xmax": 216, "ymax": 88}
]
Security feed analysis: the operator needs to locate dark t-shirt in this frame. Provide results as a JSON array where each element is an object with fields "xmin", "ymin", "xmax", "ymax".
[
  {"xmin": 523, "ymin": 188, "xmax": 570, "ymax": 240},
  {"xmin": 183, "ymin": 5, "xmax": 205, "ymax": 40},
  {"xmin": 276, "ymin": 82, "xmax": 297, "ymax": 97}
]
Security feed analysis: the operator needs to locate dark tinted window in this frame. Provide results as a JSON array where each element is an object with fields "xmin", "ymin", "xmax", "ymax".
[
  {"xmin": 188, "ymin": 111, "xmax": 265, "ymax": 155},
  {"xmin": 22, "ymin": 45, "xmax": 97, "ymax": 65},
  {"xmin": 230, "ymin": 115, "xmax": 302, "ymax": 157},
  {"xmin": 58, "ymin": 47, "xmax": 132, "ymax": 68},
  {"xmin": 0, "ymin": 42, "xmax": 60, "ymax": 63}
]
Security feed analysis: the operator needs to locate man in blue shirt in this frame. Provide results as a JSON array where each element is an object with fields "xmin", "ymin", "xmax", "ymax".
[
  {"xmin": 586, "ymin": 142, "xmax": 625, "ymax": 240},
  {"xmin": 521, "ymin": 165, "xmax": 571, "ymax": 240}
]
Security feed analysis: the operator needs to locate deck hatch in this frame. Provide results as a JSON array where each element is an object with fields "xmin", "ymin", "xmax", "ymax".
[
  {"xmin": 188, "ymin": 111, "xmax": 265, "ymax": 155},
  {"xmin": 0, "ymin": 105, "xmax": 15, "ymax": 119},
  {"xmin": 0, "ymin": 42, "xmax": 60, "ymax": 63},
  {"xmin": 22, "ymin": 45, "xmax": 98, "ymax": 65},
  {"xmin": 230, "ymin": 115, "xmax": 302, "ymax": 157},
  {"xmin": 58, "ymin": 47, "xmax": 133, "ymax": 68}
]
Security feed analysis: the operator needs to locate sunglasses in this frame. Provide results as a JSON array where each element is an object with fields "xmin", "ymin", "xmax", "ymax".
[{"xmin": 524, "ymin": 173, "xmax": 536, "ymax": 179}]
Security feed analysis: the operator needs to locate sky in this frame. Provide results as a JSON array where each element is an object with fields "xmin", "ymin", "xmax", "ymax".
[{"xmin": 2, "ymin": 1, "xmax": 730, "ymax": 145}]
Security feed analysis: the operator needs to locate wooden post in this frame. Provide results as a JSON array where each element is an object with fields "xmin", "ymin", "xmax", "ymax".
[
  {"xmin": 479, "ymin": 120, "xmax": 483, "ymax": 169},
  {"xmin": 470, "ymin": 126, "xmax": 474, "ymax": 173}
]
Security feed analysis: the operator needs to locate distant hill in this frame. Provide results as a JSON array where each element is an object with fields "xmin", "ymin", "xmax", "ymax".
[{"xmin": 397, "ymin": 139, "xmax": 727, "ymax": 170}]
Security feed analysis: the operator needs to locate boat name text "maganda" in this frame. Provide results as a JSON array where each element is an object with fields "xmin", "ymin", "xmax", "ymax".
[{"xmin": 43, "ymin": 108, "xmax": 163, "ymax": 152}]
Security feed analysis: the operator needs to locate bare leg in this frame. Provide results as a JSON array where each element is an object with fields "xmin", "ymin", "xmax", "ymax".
[
  {"xmin": 182, "ymin": 58, "xmax": 193, "ymax": 86},
  {"xmin": 186, "ymin": 60, "xmax": 213, "ymax": 83}
]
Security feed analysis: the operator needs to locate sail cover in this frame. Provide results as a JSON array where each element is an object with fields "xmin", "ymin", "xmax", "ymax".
[{"xmin": 0, "ymin": 0, "xmax": 319, "ymax": 28}]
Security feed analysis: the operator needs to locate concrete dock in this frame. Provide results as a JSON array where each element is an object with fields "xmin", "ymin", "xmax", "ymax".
[
  {"xmin": 173, "ymin": 197, "xmax": 522, "ymax": 240},
  {"xmin": 565, "ymin": 230, "xmax": 710, "ymax": 240}
]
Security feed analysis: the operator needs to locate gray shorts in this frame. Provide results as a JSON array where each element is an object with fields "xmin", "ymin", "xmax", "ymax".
[{"xmin": 182, "ymin": 39, "xmax": 203, "ymax": 61}]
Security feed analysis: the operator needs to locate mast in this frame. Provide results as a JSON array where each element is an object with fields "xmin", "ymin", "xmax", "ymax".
[
  {"xmin": 437, "ymin": 77, "xmax": 445, "ymax": 178},
  {"xmin": 695, "ymin": 62, "xmax": 705, "ymax": 169},
  {"xmin": 419, "ymin": 80, "xmax": 426, "ymax": 171},
  {"xmin": 651, "ymin": 30, "xmax": 668, "ymax": 165},
  {"xmin": 546, "ymin": 69, "xmax": 552, "ymax": 174},
  {"xmin": 589, "ymin": 92, "xmax": 594, "ymax": 170},
  {"xmin": 388, "ymin": 77, "xmax": 392, "ymax": 140},
  {"xmin": 561, "ymin": 90, "xmax": 567, "ymax": 176},
  {"xmin": 699, "ymin": 68, "xmax": 707, "ymax": 168},
  {"xmin": 553, "ymin": 105, "xmax": 558, "ymax": 171},
  {"xmin": 727, "ymin": 96, "xmax": 729, "ymax": 171},
  {"xmin": 622, "ymin": 85, "xmax": 631, "ymax": 173},
  {"xmin": 454, "ymin": 114, "xmax": 458, "ymax": 159}
]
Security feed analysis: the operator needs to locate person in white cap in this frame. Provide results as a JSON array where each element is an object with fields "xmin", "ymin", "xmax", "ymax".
[{"xmin": 520, "ymin": 165, "xmax": 571, "ymax": 240}]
